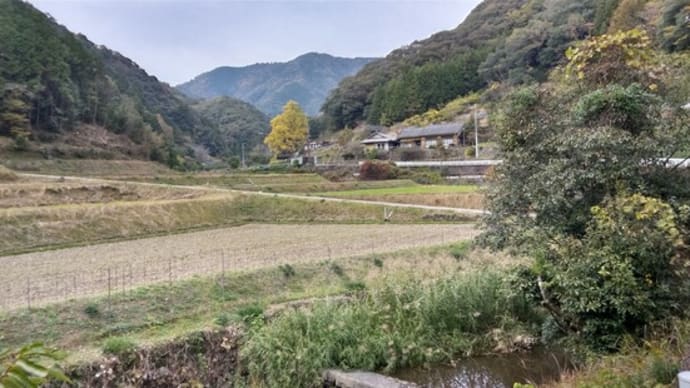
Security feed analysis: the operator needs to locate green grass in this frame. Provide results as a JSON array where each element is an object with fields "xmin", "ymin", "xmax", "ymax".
[
  {"xmin": 0, "ymin": 242, "xmax": 503, "ymax": 360},
  {"xmin": 317, "ymin": 184, "xmax": 479, "ymax": 197},
  {"xmin": 242, "ymin": 271, "xmax": 538, "ymax": 387}
]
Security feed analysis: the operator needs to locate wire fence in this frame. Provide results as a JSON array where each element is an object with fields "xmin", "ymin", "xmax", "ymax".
[{"xmin": 0, "ymin": 225, "xmax": 468, "ymax": 312}]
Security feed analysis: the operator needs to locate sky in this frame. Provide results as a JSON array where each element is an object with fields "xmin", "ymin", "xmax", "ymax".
[{"xmin": 28, "ymin": 0, "xmax": 482, "ymax": 85}]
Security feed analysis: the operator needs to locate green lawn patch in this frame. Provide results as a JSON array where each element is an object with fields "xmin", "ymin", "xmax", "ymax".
[{"xmin": 318, "ymin": 184, "xmax": 479, "ymax": 197}]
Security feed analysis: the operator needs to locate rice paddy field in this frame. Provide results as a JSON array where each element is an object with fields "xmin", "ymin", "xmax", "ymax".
[{"xmin": 0, "ymin": 162, "xmax": 488, "ymax": 373}]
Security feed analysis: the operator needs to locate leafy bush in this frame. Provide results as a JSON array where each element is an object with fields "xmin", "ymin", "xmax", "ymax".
[
  {"xmin": 102, "ymin": 336, "xmax": 136, "ymax": 357},
  {"xmin": 242, "ymin": 272, "xmax": 536, "ymax": 387},
  {"xmin": 517, "ymin": 195, "xmax": 689, "ymax": 350},
  {"xmin": 214, "ymin": 313, "xmax": 230, "ymax": 327},
  {"xmin": 83, "ymin": 302, "xmax": 100, "ymax": 317},
  {"xmin": 449, "ymin": 242, "xmax": 470, "ymax": 260},
  {"xmin": 278, "ymin": 264, "xmax": 296, "ymax": 278},
  {"xmin": 329, "ymin": 263, "xmax": 345, "ymax": 277},
  {"xmin": 573, "ymin": 83, "xmax": 660, "ymax": 135},
  {"xmin": 0, "ymin": 343, "xmax": 69, "ymax": 387},
  {"xmin": 344, "ymin": 281, "xmax": 366, "ymax": 292},
  {"xmin": 359, "ymin": 160, "xmax": 396, "ymax": 180},
  {"xmin": 237, "ymin": 304, "xmax": 264, "ymax": 324},
  {"xmin": 372, "ymin": 257, "xmax": 384, "ymax": 268}
]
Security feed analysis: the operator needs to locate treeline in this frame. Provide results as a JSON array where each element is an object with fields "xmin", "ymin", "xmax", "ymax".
[
  {"xmin": 323, "ymin": 0, "xmax": 690, "ymax": 129},
  {"xmin": 0, "ymin": 0, "xmax": 266, "ymax": 168}
]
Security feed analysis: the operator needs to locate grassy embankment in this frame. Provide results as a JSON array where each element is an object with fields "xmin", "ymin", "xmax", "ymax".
[
  {"xmin": 2, "ymin": 159, "xmax": 176, "ymax": 177},
  {"xmin": 317, "ymin": 184, "xmax": 484, "ymax": 209},
  {"xmin": 0, "ymin": 243, "xmax": 520, "ymax": 364},
  {"xmin": 1, "ymin": 181, "xmax": 471, "ymax": 255}
]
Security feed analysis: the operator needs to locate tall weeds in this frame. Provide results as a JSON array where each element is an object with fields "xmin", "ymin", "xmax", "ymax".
[{"xmin": 242, "ymin": 271, "xmax": 537, "ymax": 387}]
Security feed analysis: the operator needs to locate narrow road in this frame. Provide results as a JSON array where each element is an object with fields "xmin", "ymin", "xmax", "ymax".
[{"xmin": 17, "ymin": 173, "xmax": 488, "ymax": 216}]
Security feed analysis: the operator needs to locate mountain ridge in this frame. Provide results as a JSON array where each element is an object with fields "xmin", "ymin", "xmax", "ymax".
[{"xmin": 177, "ymin": 53, "xmax": 377, "ymax": 116}]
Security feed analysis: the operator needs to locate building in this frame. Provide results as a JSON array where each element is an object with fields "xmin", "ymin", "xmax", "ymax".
[
  {"xmin": 397, "ymin": 123, "xmax": 465, "ymax": 149},
  {"xmin": 361, "ymin": 132, "xmax": 399, "ymax": 151}
]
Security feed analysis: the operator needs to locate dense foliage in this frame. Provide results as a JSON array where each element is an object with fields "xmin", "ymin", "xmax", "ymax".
[
  {"xmin": 264, "ymin": 101, "xmax": 309, "ymax": 157},
  {"xmin": 322, "ymin": 0, "xmax": 618, "ymax": 129},
  {"xmin": 243, "ymin": 272, "xmax": 536, "ymax": 387},
  {"xmin": 0, "ymin": 343, "xmax": 68, "ymax": 387},
  {"xmin": 482, "ymin": 29, "xmax": 690, "ymax": 350},
  {"xmin": 659, "ymin": 0, "xmax": 690, "ymax": 52},
  {"xmin": 192, "ymin": 97, "xmax": 269, "ymax": 158}
]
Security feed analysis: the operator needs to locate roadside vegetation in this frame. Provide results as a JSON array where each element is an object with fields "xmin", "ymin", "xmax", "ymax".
[{"xmin": 243, "ymin": 270, "xmax": 537, "ymax": 387}]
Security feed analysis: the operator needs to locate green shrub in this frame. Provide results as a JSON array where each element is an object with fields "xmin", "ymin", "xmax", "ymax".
[
  {"xmin": 449, "ymin": 242, "xmax": 470, "ymax": 260},
  {"xmin": 83, "ymin": 302, "xmax": 100, "ymax": 317},
  {"xmin": 344, "ymin": 281, "xmax": 366, "ymax": 292},
  {"xmin": 237, "ymin": 304, "xmax": 264, "ymax": 324},
  {"xmin": 372, "ymin": 257, "xmax": 384, "ymax": 268},
  {"xmin": 215, "ymin": 313, "xmax": 231, "ymax": 327},
  {"xmin": 242, "ymin": 272, "xmax": 536, "ymax": 387},
  {"xmin": 329, "ymin": 263, "xmax": 345, "ymax": 277},
  {"xmin": 279, "ymin": 264, "xmax": 296, "ymax": 278},
  {"xmin": 102, "ymin": 336, "xmax": 136, "ymax": 357},
  {"xmin": 648, "ymin": 357, "xmax": 678, "ymax": 385},
  {"xmin": 517, "ymin": 195, "xmax": 690, "ymax": 350}
]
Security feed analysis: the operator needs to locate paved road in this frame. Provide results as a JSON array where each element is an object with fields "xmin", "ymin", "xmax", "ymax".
[{"xmin": 17, "ymin": 173, "xmax": 488, "ymax": 216}]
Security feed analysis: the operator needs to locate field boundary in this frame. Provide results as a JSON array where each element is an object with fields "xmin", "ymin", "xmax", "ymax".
[{"xmin": 16, "ymin": 173, "xmax": 488, "ymax": 216}]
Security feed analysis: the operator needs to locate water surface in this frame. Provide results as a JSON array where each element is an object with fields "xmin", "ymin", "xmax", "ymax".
[{"xmin": 393, "ymin": 348, "xmax": 571, "ymax": 388}]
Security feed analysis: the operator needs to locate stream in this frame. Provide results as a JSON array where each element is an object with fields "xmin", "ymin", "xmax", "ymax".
[{"xmin": 392, "ymin": 348, "xmax": 572, "ymax": 387}]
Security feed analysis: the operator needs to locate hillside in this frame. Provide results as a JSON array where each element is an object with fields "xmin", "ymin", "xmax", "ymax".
[
  {"xmin": 177, "ymin": 53, "xmax": 376, "ymax": 116},
  {"xmin": 192, "ymin": 97, "xmax": 270, "ymax": 159},
  {"xmin": 322, "ymin": 0, "xmax": 611, "ymax": 129},
  {"xmin": 0, "ymin": 0, "xmax": 242, "ymax": 167}
]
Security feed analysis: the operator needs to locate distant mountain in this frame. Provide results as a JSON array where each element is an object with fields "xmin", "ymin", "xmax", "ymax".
[{"xmin": 177, "ymin": 53, "xmax": 376, "ymax": 116}]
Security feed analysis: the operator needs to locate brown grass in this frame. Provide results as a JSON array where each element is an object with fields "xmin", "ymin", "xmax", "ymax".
[
  {"xmin": 0, "ymin": 164, "xmax": 18, "ymax": 182},
  {"xmin": 0, "ymin": 182, "xmax": 203, "ymax": 208}
]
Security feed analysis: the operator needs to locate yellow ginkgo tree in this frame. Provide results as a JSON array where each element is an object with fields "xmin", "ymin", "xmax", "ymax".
[{"xmin": 264, "ymin": 100, "xmax": 309, "ymax": 158}]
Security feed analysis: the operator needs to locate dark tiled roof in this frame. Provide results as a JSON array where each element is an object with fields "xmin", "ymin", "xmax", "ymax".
[{"xmin": 398, "ymin": 123, "xmax": 464, "ymax": 139}]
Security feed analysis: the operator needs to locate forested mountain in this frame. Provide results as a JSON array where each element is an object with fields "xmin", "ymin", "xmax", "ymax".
[
  {"xmin": 322, "ymin": 0, "xmax": 674, "ymax": 129},
  {"xmin": 0, "ymin": 0, "xmax": 261, "ymax": 166},
  {"xmin": 192, "ymin": 97, "xmax": 269, "ymax": 158},
  {"xmin": 176, "ymin": 53, "xmax": 376, "ymax": 117}
]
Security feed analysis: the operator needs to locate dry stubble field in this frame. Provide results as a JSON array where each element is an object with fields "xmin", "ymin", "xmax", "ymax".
[{"xmin": 0, "ymin": 223, "xmax": 478, "ymax": 310}]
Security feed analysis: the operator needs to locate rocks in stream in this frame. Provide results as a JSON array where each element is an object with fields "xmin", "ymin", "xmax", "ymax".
[{"xmin": 491, "ymin": 329, "xmax": 538, "ymax": 354}]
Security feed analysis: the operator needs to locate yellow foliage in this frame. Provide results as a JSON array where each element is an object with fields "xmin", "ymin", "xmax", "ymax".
[
  {"xmin": 565, "ymin": 28, "xmax": 656, "ymax": 87},
  {"xmin": 264, "ymin": 100, "xmax": 309, "ymax": 156}
]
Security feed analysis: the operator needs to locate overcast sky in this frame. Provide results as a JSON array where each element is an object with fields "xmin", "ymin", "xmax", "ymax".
[{"xmin": 28, "ymin": 0, "xmax": 482, "ymax": 85}]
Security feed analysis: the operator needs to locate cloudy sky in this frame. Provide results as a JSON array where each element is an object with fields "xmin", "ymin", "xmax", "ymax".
[{"xmin": 28, "ymin": 0, "xmax": 482, "ymax": 85}]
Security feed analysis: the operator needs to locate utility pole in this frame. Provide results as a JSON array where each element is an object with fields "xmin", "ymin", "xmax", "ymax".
[
  {"xmin": 241, "ymin": 142, "xmax": 246, "ymax": 169},
  {"xmin": 474, "ymin": 105, "xmax": 480, "ymax": 159}
]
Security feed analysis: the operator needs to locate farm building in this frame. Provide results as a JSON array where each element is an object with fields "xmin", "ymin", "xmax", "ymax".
[
  {"xmin": 398, "ymin": 123, "xmax": 465, "ymax": 149},
  {"xmin": 361, "ymin": 132, "xmax": 399, "ymax": 151}
]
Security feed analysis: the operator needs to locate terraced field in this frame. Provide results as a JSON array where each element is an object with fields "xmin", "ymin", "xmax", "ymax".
[{"xmin": 0, "ymin": 223, "xmax": 477, "ymax": 310}]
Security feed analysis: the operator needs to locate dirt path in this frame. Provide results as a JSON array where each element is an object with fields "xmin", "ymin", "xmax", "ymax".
[
  {"xmin": 16, "ymin": 173, "xmax": 488, "ymax": 216},
  {"xmin": 0, "ymin": 223, "xmax": 478, "ymax": 311}
]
